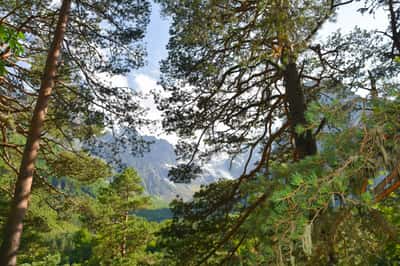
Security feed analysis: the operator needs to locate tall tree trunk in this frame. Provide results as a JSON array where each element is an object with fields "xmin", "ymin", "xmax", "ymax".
[
  {"xmin": 284, "ymin": 61, "xmax": 317, "ymax": 160},
  {"xmin": 388, "ymin": 0, "xmax": 400, "ymax": 55},
  {"xmin": 121, "ymin": 211, "xmax": 129, "ymax": 257},
  {"xmin": 0, "ymin": 1, "xmax": 71, "ymax": 265}
]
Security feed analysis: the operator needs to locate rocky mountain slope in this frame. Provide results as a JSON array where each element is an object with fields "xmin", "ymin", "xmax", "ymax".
[{"xmin": 91, "ymin": 132, "xmax": 253, "ymax": 202}]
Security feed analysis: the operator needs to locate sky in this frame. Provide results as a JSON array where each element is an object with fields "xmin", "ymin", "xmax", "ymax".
[
  {"xmin": 114, "ymin": 1, "xmax": 389, "ymax": 143},
  {"xmin": 320, "ymin": 2, "xmax": 387, "ymax": 36}
]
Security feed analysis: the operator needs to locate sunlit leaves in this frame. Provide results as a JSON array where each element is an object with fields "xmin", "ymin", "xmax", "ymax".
[
  {"xmin": 0, "ymin": 24, "xmax": 24, "ymax": 75},
  {"xmin": 47, "ymin": 151, "xmax": 111, "ymax": 183}
]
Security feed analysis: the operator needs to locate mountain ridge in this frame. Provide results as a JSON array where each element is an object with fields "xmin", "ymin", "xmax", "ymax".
[{"xmin": 91, "ymin": 132, "xmax": 254, "ymax": 202}]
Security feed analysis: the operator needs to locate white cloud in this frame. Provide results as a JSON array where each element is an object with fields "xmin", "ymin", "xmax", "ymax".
[
  {"xmin": 133, "ymin": 73, "xmax": 162, "ymax": 120},
  {"xmin": 131, "ymin": 73, "xmax": 178, "ymax": 144},
  {"xmin": 95, "ymin": 72, "xmax": 130, "ymax": 88}
]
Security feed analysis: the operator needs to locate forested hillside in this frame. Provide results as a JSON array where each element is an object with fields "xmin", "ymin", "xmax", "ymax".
[{"xmin": 0, "ymin": 0, "xmax": 400, "ymax": 265}]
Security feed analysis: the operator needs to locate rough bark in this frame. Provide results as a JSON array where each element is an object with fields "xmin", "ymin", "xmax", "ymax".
[
  {"xmin": 284, "ymin": 61, "xmax": 317, "ymax": 160},
  {"xmin": 388, "ymin": 0, "xmax": 400, "ymax": 55},
  {"xmin": 0, "ymin": 1, "xmax": 71, "ymax": 265},
  {"xmin": 374, "ymin": 160, "xmax": 400, "ymax": 202}
]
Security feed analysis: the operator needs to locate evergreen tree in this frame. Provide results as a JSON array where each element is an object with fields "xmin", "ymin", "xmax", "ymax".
[
  {"xmin": 1, "ymin": 0, "xmax": 400, "ymax": 265},
  {"xmin": 0, "ymin": 0, "xmax": 151, "ymax": 263},
  {"xmin": 90, "ymin": 168, "xmax": 159, "ymax": 265},
  {"xmin": 0, "ymin": 1, "xmax": 72, "ymax": 263},
  {"xmin": 156, "ymin": 0, "xmax": 400, "ymax": 264},
  {"xmin": 155, "ymin": 0, "xmax": 351, "ymax": 181}
]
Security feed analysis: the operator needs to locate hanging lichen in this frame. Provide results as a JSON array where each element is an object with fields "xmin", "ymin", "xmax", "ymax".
[{"xmin": 302, "ymin": 223, "xmax": 313, "ymax": 256}]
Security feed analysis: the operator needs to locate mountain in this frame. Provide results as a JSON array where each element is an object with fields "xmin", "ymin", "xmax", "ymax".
[
  {"xmin": 116, "ymin": 135, "xmax": 198, "ymax": 201},
  {"xmin": 90, "ymin": 131, "xmax": 255, "ymax": 202}
]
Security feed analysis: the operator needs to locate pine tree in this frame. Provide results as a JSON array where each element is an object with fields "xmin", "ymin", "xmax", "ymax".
[
  {"xmin": 0, "ymin": 1, "xmax": 72, "ymax": 263},
  {"xmin": 155, "ymin": 0, "xmax": 356, "ymax": 183},
  {"xmin": 156, "ymin": 0, "xmax": 400, "ymax": 264},
  {"xmin": 90, "ymin": 168, "xmax": 158, "ymax": 265},
  {"xmin": 0, "ymin": 0, "xmax": 151, "ymax": 264}
]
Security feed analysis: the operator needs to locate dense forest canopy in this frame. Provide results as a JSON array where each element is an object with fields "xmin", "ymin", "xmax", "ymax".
[{"xmin": 0, "ymin": 0, "xmax": 399, "ymax": 265}]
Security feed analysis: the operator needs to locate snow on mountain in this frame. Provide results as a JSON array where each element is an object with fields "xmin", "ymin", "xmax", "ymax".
[{"xmin": 91, "ymin": 132, "xmax": 254, "ymax": 202}]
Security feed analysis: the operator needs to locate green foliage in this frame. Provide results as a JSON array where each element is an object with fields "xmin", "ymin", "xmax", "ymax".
[
  {"xmin": 0, "ymin": 0, "xmax": 154, "ymax": 264},
  {"xmin": 155, "ymin": 0, "xmax": 338, "ymax": 182},
  {"xmin": 0, "ymin": 24, "xmax": 24, "ymax": 75},
  {"xmin": 48, "ymin": 151, "xmax": 111, "ymax": 183},
  {"xmin": 1, "ymin": 0, "xmax": 400, "ymax": 265},
  {"xmin": 87, "ymin": 168, "xmax": 161, "ymax": 265},
  {"xmin": 0, "ymin": 164, "xmax": 165, "ymax": 265},
  {"xmin": 156, "ymin": 75, "xmax": 400, "ymax": 265}
]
